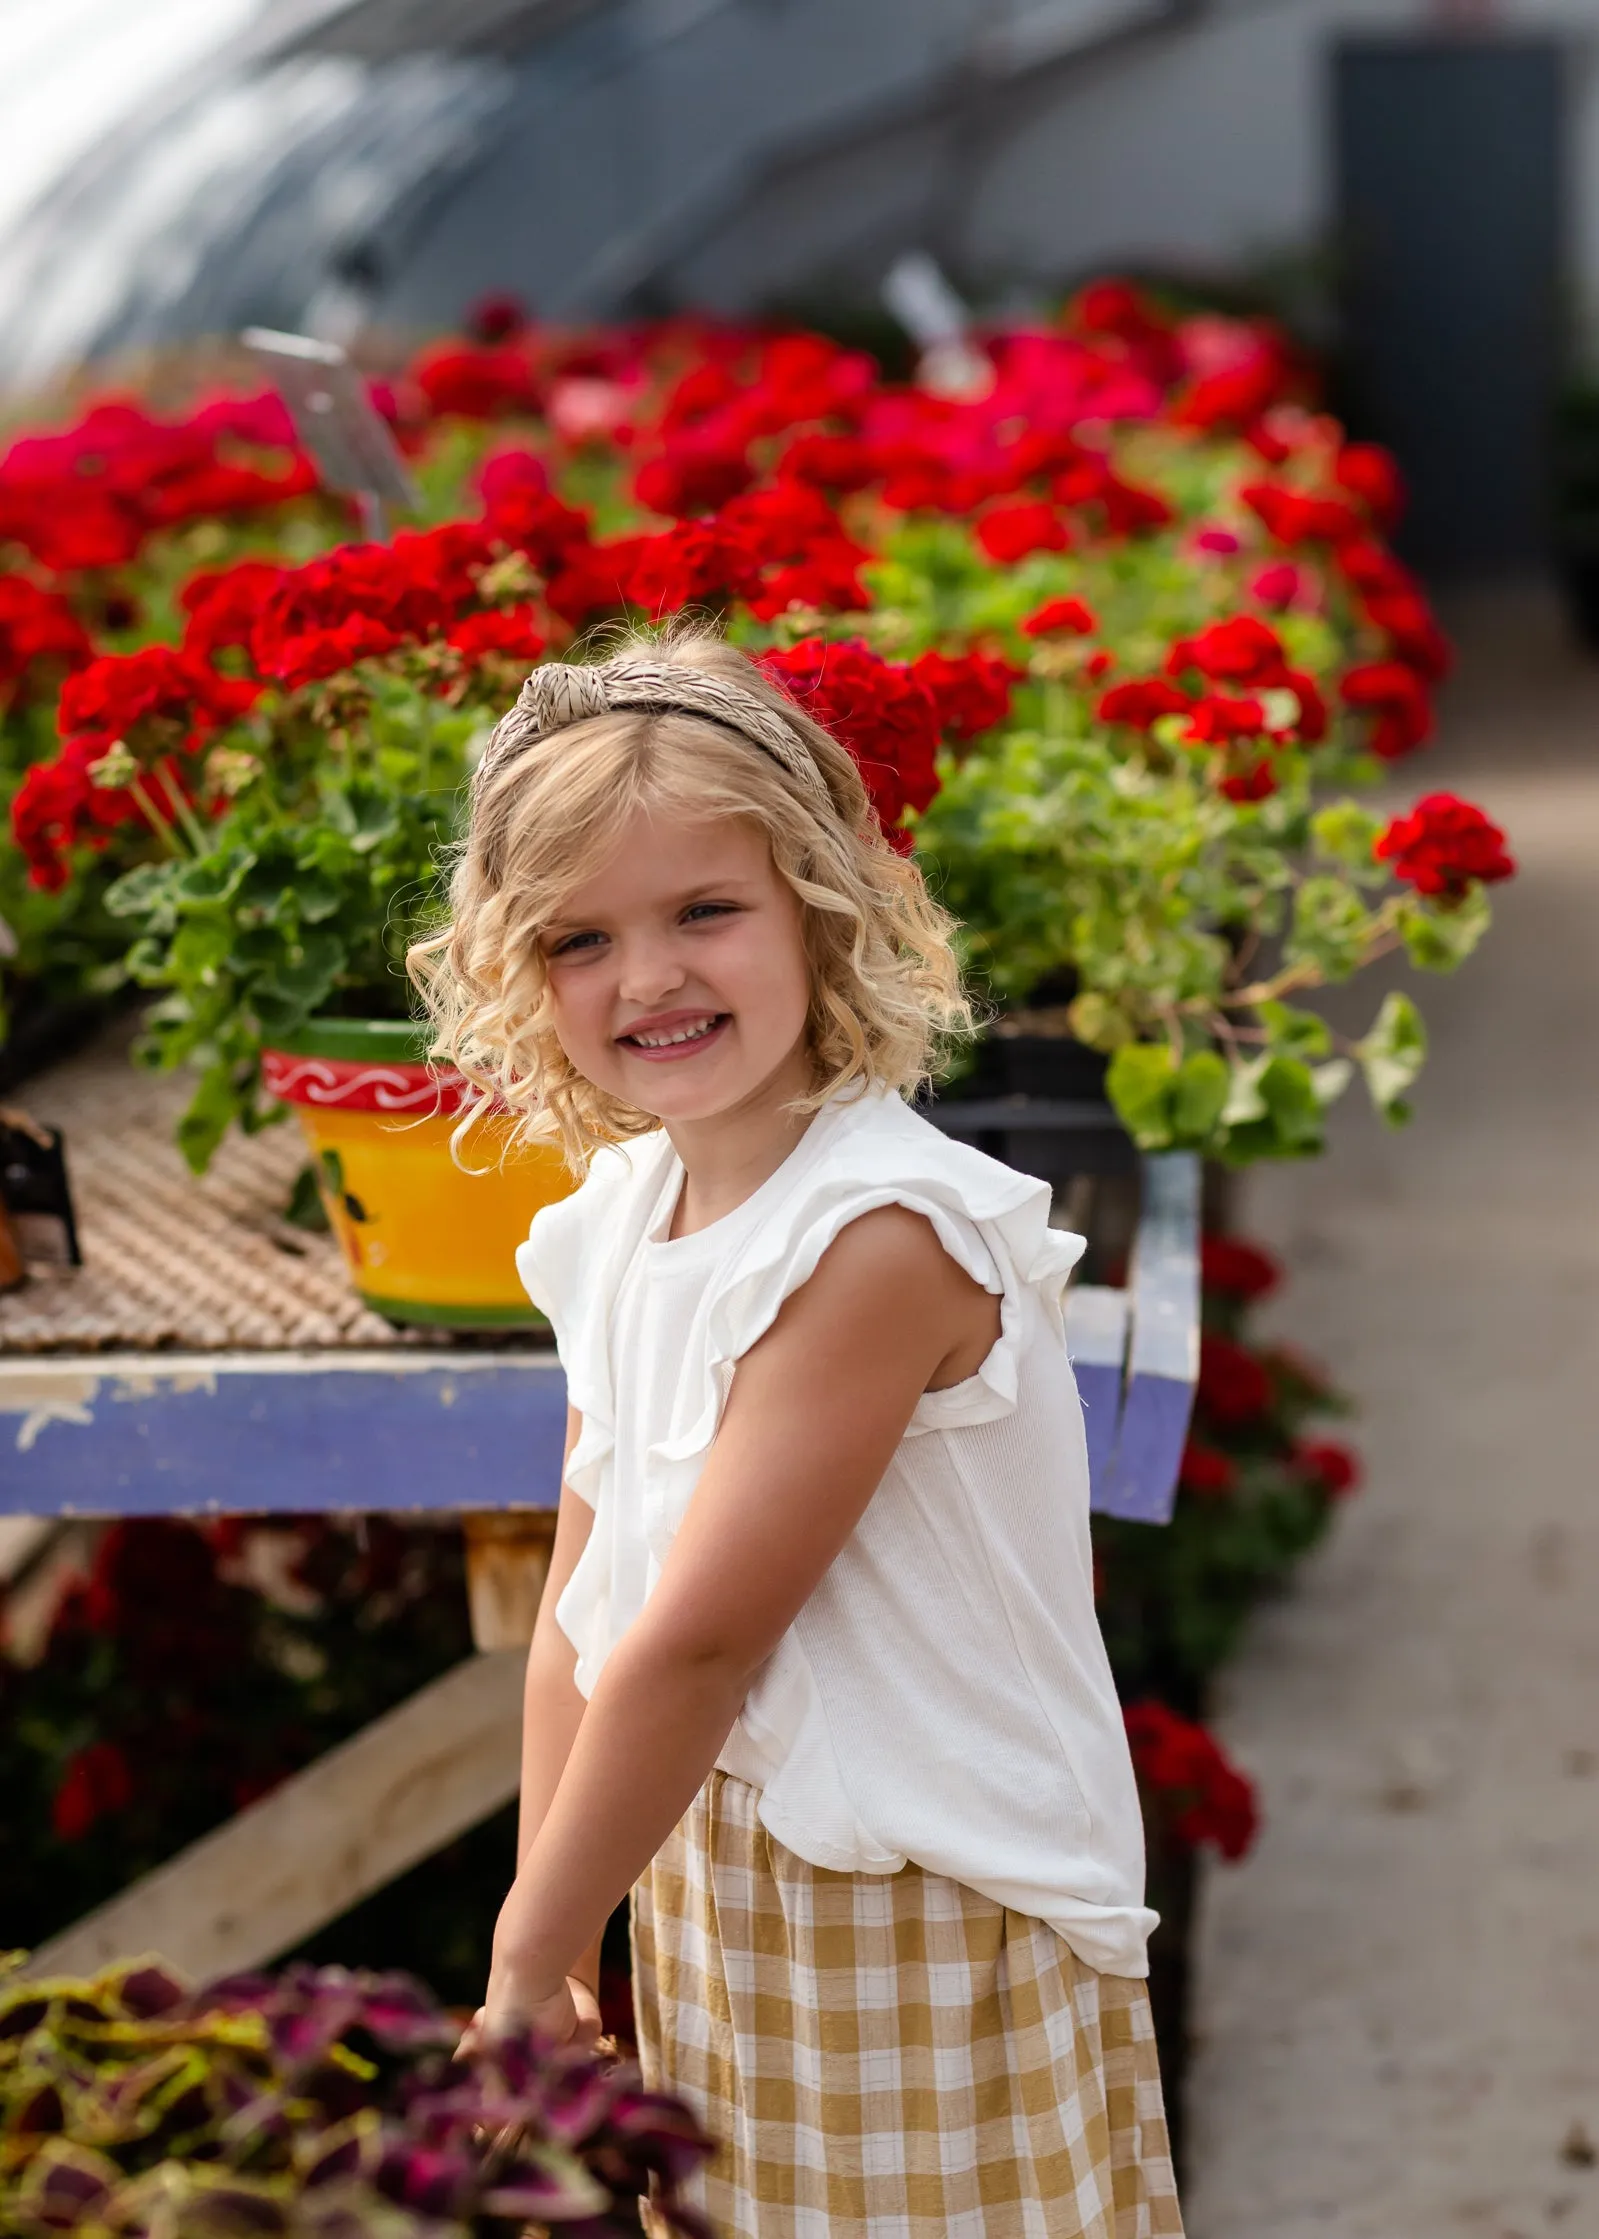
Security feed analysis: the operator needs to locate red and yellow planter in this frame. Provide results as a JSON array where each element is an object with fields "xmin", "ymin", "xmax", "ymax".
[{"xmin": 261, "ymin": 1020, "xmax": 574, "ymax": 1328}]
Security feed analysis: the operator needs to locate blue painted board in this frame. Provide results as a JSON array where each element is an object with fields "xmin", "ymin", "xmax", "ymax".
[
  {"xmin": 0, "ymin": 1354, "xmax": 569, "ymax": 1518},
  {"xmin": 2, "ymin": 1157, "xmax": 1200, "ymax": 1526}
]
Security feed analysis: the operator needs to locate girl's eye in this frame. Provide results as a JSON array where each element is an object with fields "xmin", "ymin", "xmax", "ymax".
[
  {"xmin": 682, "ymin": 901, "xmax": 738, "ymax": 925},
  {"xmin": 548, "ymin": 929, "xmax": 605, "ymax": 957}
]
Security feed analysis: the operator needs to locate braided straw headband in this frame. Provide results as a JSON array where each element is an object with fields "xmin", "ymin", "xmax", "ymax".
[{"xmin": 474, "ymin": 657, "xmax": 835, "ymax": 812}]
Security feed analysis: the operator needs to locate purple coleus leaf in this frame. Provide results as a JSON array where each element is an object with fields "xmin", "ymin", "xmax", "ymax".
[
  {"xmin": 375, "ymin": 2140, "xmax": 476, "ymax": 2219},
  {"xmin": 113, "ymin": 1961, "xmax": 188, "ymax": 2019},
  {"xmin": 349, "ymin": 1973, "xmax": 455, "ymax": 2053},
  {"xmin": 16, "ymin": 2139, "xmax": 120, "ymax": 2230},
  {"xmin": 479, "ymin": 2142, "xmax": 611, "ymax": 2223}
]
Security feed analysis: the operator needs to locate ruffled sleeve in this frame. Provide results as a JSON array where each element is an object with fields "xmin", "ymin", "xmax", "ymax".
[
  {"xmin": 515, "ymin": 1130, "xmax": 670, "ymax": 1505},
  {"xmin": 647, "ymin": 1090, "xmax": 1085, "ymax": 1474}
]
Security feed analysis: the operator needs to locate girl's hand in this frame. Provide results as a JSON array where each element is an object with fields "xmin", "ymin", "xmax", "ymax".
[{"xmin": 460, "ymin": 1971, "xmax": 603, "ymax": 2058}]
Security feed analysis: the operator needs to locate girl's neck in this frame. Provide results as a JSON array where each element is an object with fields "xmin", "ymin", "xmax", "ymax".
[{"xmin": 661, "ymin": 1043, "xmax": 820, "ymax": 1239}]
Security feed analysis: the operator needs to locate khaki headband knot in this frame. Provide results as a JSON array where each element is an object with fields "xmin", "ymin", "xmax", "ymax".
[{"xmin": 476, "ymin": 656, "xmax": 833, "ymax": 809}]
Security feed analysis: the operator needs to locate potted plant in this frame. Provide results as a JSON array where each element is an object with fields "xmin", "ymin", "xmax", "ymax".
[
  {"xmin": 5, "ymin": 288, "xmax": 1514, "ymax": 1319},
  {"xmin": 0, "ymin": 1953, "xmax": 712, "ymax": 2235}
]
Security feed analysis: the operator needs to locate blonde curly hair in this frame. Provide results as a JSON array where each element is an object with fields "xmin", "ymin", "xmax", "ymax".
[{"xmin": 408, "ymin": 624, "xmax": 973, "ymax": 1171}]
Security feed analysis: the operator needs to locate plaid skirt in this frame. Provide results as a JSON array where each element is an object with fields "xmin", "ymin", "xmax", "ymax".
[{"xmin": 632, "ymin": 1771, "xmax": 1183, "ymax": 2239}]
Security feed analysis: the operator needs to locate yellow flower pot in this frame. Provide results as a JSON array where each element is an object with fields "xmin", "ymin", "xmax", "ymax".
[{"xmin": 262, "ymin": 1020, "xmax": 574, "ymax": 1328}]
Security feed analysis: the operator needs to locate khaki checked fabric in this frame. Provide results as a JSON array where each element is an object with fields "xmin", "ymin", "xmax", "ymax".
[{"xmin": 632, "ymin": 1771, "xmax": 1184, "ymax": 2239}]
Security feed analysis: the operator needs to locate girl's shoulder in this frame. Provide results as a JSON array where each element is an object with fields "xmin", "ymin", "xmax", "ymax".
[
  {"xmin": 708, "ymin": 1088, "xmax": 1086, "ymax": 1379},
  {"xmin": 515, "ymin": 1129, "xmax": 670, "ymax": 1338}
]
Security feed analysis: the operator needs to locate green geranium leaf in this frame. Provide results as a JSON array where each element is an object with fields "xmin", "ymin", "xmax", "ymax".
[
  {"xmin": 176, "ymin": 1063, "xmax": 243, "ymax": 1176},
  {"xmin": 1106, "ymin": 1041, "xmax": 1178, "ymax": 1148},
  {"xmin": 173, "ymin": 851, "xmax": 253, "ymax": 906},
  {"xmin": 1310, "ymin": 800, "xmax": 1383, "ymax": 874},
  {"xmin": 1171, "ymin": 1049, "xmax": 1229, "ymax": 1143},
  {"xmin": 1397, "ymin": 883, "xmax": 1491, "ymax": 973},
  {"xmin": 1065, "ymin": 990, "xmax": 1135, "ymax": 1050},
  {"xmin": 104, "ymin": 862, "xmax": 179, "ymax": 926},
  {"xmin": 1288, "ymin": 875, "xmax": 1377, "ymax": 983},
  {"xmin": 1356, "ymin": 988, "xmax": 1427, "ymax": 1124},
  {"xmin": 1256, "ymin": 998, "xmax": 1331, "ymax": 1060},
  {"xmin": 1221, "ymin": 1055, "xmax": 1326, "ymax": 1162}
]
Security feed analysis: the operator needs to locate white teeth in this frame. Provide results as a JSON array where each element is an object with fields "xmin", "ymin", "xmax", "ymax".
[{"xmin": 627, "ymin": 1018, "xmax": 719, "ymax": 1048}]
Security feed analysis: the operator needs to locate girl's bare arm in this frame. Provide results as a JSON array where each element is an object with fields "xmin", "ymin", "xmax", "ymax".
[{"xmin": 485, "ymin": 1207, "xmax": 997, "ymax": 2023}]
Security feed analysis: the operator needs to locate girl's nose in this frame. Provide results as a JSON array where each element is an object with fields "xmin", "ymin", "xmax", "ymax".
[{"xmin": 617, "ymin": 935, "xmax": 687, "ymax": 1006}]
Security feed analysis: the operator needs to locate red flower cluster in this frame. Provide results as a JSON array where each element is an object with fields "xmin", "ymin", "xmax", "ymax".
[
  {"xmin": 0, "ymin": 573, "xmax": 93, "ymax": 701},
  {"xmin": 52, "ymin": 1738, "xmax": 134, "ymax": 1842},
  {"xmin": 1124, "ymin": 1701, "xmax": 1260, "ymax": 1860},
  {"xmin": 1200, "ymin": 1234, "xmax": 1282, "ymax": 1301},
  {"xmin": 976, "ymin": 500, "xmax": 1073, "ymax": 564},
  {"xmin": 1097, "ymin": 677, "xmax": 1190, "ymax": 730},
  {"xmin": 1375, "ymin": 791, "xmax": 1515, "ymax": 897},
  {"xmin": 910, "ymin": 649, "xmax": 1022, "ymax": 741},
  {"xmin": 0, "ymin": 395, "xmax": 317, "ymax": 576},
  {"xmin": 1022, "ymin": 596, "xmax": 1097, "ymax": 638},
  {"xmin": 59, "ymin": 645, "xmax": 259, "ymax": 753},
  {"xmin": 1340, "ymin": 659, "xmax": 1433, "ymax": 760},
  {"xmin": 1295, "ymin": 1439, "xmax": 1362, "ymax": 1497},
  {"xmin": 12, "ymin": 645, "xmax": 260, "ymax": 886},
  {"xmin": 1197, "ymin": 1332, "xmax": 1274, "ymax": 1427},
  {"xmin": 1178, "ymin": 1440, "xmax": 1238, "ymax": 1499},
  {"xmin": 412, "ymin": 341, "xmax": 542, "ymax": 421},
  {"xmin": 759, "ymin": 638, "xmax": 940, "ymax": 849}
]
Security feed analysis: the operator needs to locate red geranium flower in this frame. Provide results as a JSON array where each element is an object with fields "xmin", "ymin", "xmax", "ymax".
[
  {"xmin": 1340, "ymin": 659, "xmax": 1434, "ymax": 759},
  {"xmin": 1242, "ymin": 481, "xmax": 1365, "ymax": 547},
  {"xmin": 52, "ymin": 1739, "xmax": 134, "ymax": 1842},
  {"xmin": 1097, "ymin": 677, "xmax": 1190, "ymax": 729},
  {"xmin": 759, "ymin": 637, "xmax": 941, "ymax": 848},
  {"xmin": 1333, "ymin": 441, "xmax": 1404, "ymax": 528},
  {"xmin": 1197, "ymin": 1333, "xmax": 1273, "ymax": 1425},
  {"xmin": 1182, "ymin": 692, "xmax": 1268, "ymax": 744},
  {"xmin": 1167, "ymin": 615, "xmax": 1290, "ymax": 688},
  {"xmin": 623, "ymin": 520, "xmax": 764, "ymax": 614},
  {"xmin": 975, "ymin": 500, "xmax": 1072, "ymax": 564},
  {"xmin": 59, "ymin": 644, "xmax": 258, "ymax": 752},
  {"xmin": 1179, "ymin": 1440, "xmax": 1238, "ymax": 1499},
  {"xmin": 542, "ymin": 536, "xmax": 646, "ymax": 627},
  {"xmin": 445, "ymin": 607, "xmax": 546, "ymax": 664},
  {"xmin": 1054, "ymin": 459, "xmax": 1174, "ymax": 537},
  {"xmin": 1219, "ymin": 759, "xmax": 1278, "ymax": 803},
  {"xmin": 911, "ymin": 649, "xmax": 1022, "ymax": 741},
  {"xmin": 1124, "ymin": 1701, "xmax": 1260, "ymax": 1860},
  {"xmin": 1374, "ymin": 792, "xmax": 1515, "ymax": 898},
  {"xmin": 0, "ymin": 573, "xmax": 93, "ymax": 699},
  {"xmin": 1021, "ymin": 596, "xmax": 1097, "ymax": 638},
  {"xmin": 634, "ymin": 435, "xmax": 755, "ymax": 520},
  {"xmin": 1364, "ymin": 588, "xmax": 1452, "ymax": 681},
  {"xmin": 1201, "ymin": 1234, "xmax": 1281, "ymax": 1301},
  {"xmin": 778, "ymin": 431, "xmax": 878, "ymax": 491},
  {"xmin": 745, "ymin": 541, "xmax": 871, "ymax": 621},
  {"xmin": 412, "ymin": 342, "xmax": 541, "ymax": 421},
  {"xmin": 179, "ymin": 560, "xmax": 288, "ymax": 664},
  {"xmin": 465, "ymin": 291, "xmax": 529, "ymax": 343},
  {"xmin": 1295, "ymin": 1439, "xmax": 1362, "ymax": 1498},
  {"xmin": 1248, "ymin": 560, "xmax": 1309, "ymax": 611}
]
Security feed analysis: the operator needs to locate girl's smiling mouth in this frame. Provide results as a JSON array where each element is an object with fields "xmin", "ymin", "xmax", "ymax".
[{"xmin": 615, "ymin": 1010, "xmax": 731, "ymax": 1059}]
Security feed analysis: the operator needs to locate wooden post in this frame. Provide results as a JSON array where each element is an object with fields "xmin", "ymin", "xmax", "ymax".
[{"xmin": 461, "ymin": 1511, "xmax": 558, "ymax": 1651}]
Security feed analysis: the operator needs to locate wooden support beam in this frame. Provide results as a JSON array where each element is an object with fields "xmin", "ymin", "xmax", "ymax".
[{"xmin": 22, "ymin": 1649, "xmax": 525, "ymax": 1985}]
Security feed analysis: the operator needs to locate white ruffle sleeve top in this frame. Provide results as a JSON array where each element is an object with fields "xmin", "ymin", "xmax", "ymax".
[{"xmin": 516, "ymin": 1082, "xmax": 1156, "ymax": 1978}]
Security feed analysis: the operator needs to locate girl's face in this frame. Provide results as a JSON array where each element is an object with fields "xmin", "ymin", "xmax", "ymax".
[{"xmin": 538, "ymin": 805, "xmax": 814, "ymax": 1126}]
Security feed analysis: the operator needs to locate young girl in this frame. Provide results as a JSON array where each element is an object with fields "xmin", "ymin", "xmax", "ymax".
[{"xmin": 412, "ymin": 629, "xmax": 1183, "ymax": 2238}]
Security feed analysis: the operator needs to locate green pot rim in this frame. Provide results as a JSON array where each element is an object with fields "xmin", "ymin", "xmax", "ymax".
[
  {"xmin": 358, "ymin": 1292, "xmax": 550, "ymax": 1331},
  {"xmin": 270, "ymin": 1016, "xmax": 435, "ymax": 1065}
]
